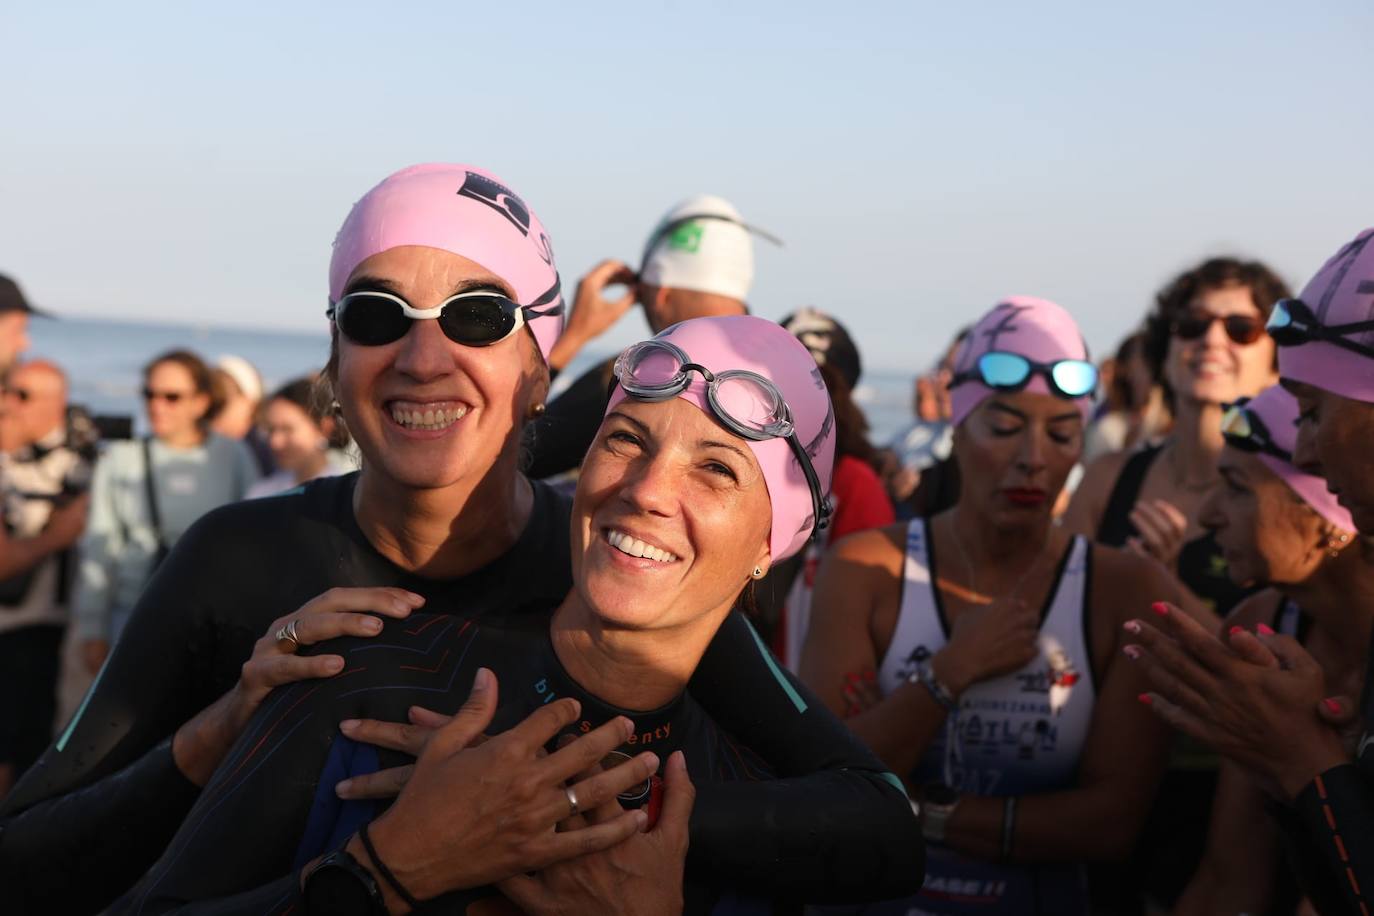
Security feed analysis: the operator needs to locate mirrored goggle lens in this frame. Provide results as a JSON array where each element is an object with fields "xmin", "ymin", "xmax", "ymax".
[
  {"xmin": 713, "ymin": 372, "xmax": 790, "ymax": 437},
  {"xmin": 977, "ymin": 352, "xmax": 1033, "ymax": 389},
  {"xmin": 1220, "ymin": 405, "xmax": 1253, "ymax": 440},
  {"xmin": 437, "ymin": 297, "xmax": 518, "ymax": 347},
  {"xmin": 1051, "ymin": 360, "xmax": 1098, "ymax": 397},
  {"xmin": 1267, "ymin": 301, "xmax": 1295, "ymax": 331},
  {"xmin": 336, "ymin": 295, "xmax": 411, "ymax": 345}
]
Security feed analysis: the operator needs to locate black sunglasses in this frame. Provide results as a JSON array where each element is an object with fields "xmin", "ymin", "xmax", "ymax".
[
  {"xmin": 1266, "ymin": 298, "xmax": 1374, "ymax": 360},
  {"xmin": 142, "ymin": 388, "xmax": 187, "ymax": 403},
  {"xmin": 327, "ymin": 279, "xmax": 564, "ymax": 348},
  {"xmin": 1171, "ymin": 312, "xmax": 1266, "ymax": 345}
]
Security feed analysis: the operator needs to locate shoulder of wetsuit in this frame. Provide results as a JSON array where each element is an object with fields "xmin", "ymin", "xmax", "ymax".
[
  {"xmin": 525, "ymin": 359, "xmax": 618, "ymax": 479},
  {"xmin": 1284, "ymin": 763, "xmax": 1374, "ymax": 914}
]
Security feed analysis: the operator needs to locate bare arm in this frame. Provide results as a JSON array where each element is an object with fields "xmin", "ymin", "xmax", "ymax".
[
  {"xmin": 942, "ymin": 550, "xmax": 1176, "ymax": 863},
  {"xmin": 0, "ymin": 494, "xmax": 87, "ymax": 580},
  {"xmin": 1174, "ymin": 761, "xmax": 1277, "ymax": 916}
]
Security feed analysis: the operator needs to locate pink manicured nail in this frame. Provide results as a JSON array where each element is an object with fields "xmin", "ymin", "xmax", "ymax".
[
  {"xmin": 1325, "ymin": 698, "xmax": 1343, "ymax": 715},
  {"xmin": 1151, "ymin": 602, "xmax": 1169, "ymax": 616},
  {"xmin": 1257, "ymin": 623, "xmax": 1275, "ymax": 637},
  {"xmin": 1137, "ymin": 693, "xmax": 1153, "ymax": 706},
  {"xmin": 1229, "ymin": 625, "xmax": 1244, "ymax": 636},
  {"xmin": 1123, "ymin": 645, "xmax": 1142, "ymax": 660},
  {"xmin": 1123, "ymin": 620, "xmax": 1142, "ymax": 634}
]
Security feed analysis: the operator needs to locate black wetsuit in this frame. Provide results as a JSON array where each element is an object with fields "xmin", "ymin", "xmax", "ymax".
[
  {"xmin": 0, "ymin": 473, "xmax": 922, "ymax": 913},
  {"xmin": 525, "ymin": 359, "xmax": 616, "ymax": 479},
  {"xmin": 116, "ymin": 608, "xmax": 892, "ymax": 913}
]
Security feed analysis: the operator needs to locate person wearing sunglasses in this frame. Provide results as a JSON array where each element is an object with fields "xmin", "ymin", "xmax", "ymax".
[
  {"xmin": 1155, "ymin": 385, "xmax": 1364, "ymax": 915},
  {"xmin": 1123, "ymin": 228, "xmax": 1374, "ymax": 916},
  {"xmin": 0, "ymin": 166, "xmax": 918, "ymax": 914},
  {"xmin": 799, "ymin": 297, "xmax": 1174, "ymax": 915},
  {"xmin": 1061, "ymin": 256, "xmax": 1291, "ymax": 911},
  {"xmin": 114, "ymin": 315, "xmax": 924, "ymax": 915},
  {"xmin": 72, "ymin": 349, "xmax": 259, "ymax": 676},
  {"xmin": 525, "ymin": 194, "xmax": 774, "ymax": 480}
]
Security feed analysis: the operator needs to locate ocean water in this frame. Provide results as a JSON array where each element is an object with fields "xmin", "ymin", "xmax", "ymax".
[{"xmin": 27, "ymin": 317, "xmax": 918, "ymax": 446}]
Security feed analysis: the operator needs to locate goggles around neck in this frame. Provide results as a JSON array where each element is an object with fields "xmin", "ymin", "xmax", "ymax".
[
  {"xmin": 611, "ymin": 338, "xmax": 833, "ymax": 536},
  {"xmin": 949, "ymin": 351, "xmax": 1098, "ymax": 400},
  {"xmin": 1267, "ymin": 298, "xmax": 1374, "ymax": 360},
  {"xmin": 326, "ymin": 278, "xmax": 563, "ymax": 348},
  {"xmin": 1220, "ymin": 398, "xmax": 1292, "ymax": 463}
]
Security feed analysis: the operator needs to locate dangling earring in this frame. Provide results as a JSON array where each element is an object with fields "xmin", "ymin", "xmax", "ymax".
[
  {"xmin": 528, "ymin": 402, "xmax": 546, "ymax": 418},
  {"xmin": 330, "ymin": 400, "xmax": 342, "ymax": 415},
  {"xmin": 1328, "ymin": 532, "xmax": 1352, "ymax": 559},
  {"xmin": 752, "ymin": 566, "xmax": 766, "ymax": 580}
]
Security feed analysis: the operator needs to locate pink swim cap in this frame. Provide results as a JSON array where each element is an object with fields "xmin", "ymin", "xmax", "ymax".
[
  {"xmin": 1278, "ymin": 228, "xmax": 1374, "ymax": 403},
  {"xmin": 948, "ymin": 296, "xmax": 1094, "ymax": 426},
  {"xmin": 1237, "ymin": 385, "xmax": 1354, "ymax": 531},
  {"xmin": 605, "ymin": 315, "xmax": 836, "ymax": 561},
  {"xmin": 328, "ymin": 164, "xmax": 564, "ymax": 363}
]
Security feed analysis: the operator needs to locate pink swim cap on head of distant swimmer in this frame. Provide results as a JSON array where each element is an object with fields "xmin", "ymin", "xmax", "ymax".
[
  {"xmin": 1237, "ymin": 385, "xmax": 1354, "ymax": 531},
  {"xmin": 328, "ymin": 164, "xmax": 564, "ymax": 363},
  {"xmin": 948, "ymin": 296, "xmax": 1094, "ymax": 426},
  {"xmin": 1278, "ymin": 228, "xmax": 1374, "ymax": 404},
  {"xmin": 605, "ymin": 315, "xmax": 836, "ymax": 561}
]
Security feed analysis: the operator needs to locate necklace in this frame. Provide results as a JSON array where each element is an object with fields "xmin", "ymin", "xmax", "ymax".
[{"xmin": 947, "ymin": 515, "xmax": 1051, "ymax": 606}]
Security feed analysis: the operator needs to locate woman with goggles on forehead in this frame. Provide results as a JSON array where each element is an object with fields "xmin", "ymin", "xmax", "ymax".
[
  {"xmin": 0, "ymin": 166, "xmax": 919, "ymax": 913},
  {"xmin": 800, "ymin": 297, "xmax": 1175, "ymax": 915},
  {"xmin": 116, "ymin": 315, "xmax": 921, "ymax": 914},
  {"xmin": 1128, "ymin": 228, "xmax": 1374, "ymax": 916},
  {"xmin": 1167, "ymin": 385, "xmax": 1366, "ymax": 914}
]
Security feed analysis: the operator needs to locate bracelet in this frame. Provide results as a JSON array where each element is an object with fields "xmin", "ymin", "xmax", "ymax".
[
  {"xmin": 358, "ymin": 821, "xmax": 421, "ymax": 911},
  {"xmin": 1000, "ymin": 796, "xmax": 1018, "ymax": 861},
  {"xmin": 909, "ymin": 664, "xmax": 959, "ymax": 712}
]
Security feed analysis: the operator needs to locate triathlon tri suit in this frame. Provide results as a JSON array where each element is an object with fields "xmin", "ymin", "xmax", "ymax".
[
  {"xmin": 0, "ymin": 473, "xmax": 922, "ymax": 913},
  {"xmin": 1095, "ymin": 445, "xmax": 1254, "ymax": 615},
  {"xmin": 871, "ymin": 519, "xmax": 1098, "ymax": 914},
  {"xmin": 118, "ymin": 609, "xmax": 861, "ymax": 913}
]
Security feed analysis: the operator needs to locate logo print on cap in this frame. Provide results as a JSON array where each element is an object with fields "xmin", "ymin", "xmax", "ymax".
[{"xmin": 456, "ymin": 172, "xmax": 532, "ymax": 237}]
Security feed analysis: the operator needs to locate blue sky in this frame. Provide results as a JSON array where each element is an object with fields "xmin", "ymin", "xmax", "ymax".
[{"xmin": 4, "ymin": 1, "xmax": 1372, "ymax": 371}]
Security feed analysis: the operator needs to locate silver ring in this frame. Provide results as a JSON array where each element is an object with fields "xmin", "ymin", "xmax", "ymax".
[
  {"xmin": 275, "ymin": 618, "xmax": 301, "ymax": 651},
  {"xmin": 564, "ymin": 785, "xmax": 580, "ymax": 818}
]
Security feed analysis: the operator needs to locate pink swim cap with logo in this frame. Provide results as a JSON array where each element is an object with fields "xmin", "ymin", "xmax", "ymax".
[
  {"xmin": 1239, "ymin": 385, "xmax": 1354, "ymax": 531},
  {"xmin": 1278, "ymin": 228, "xmax": 1374, "ymax": 403},
  {"xmin": 606, "ymin": 315, "xmax": 836, "ymax": 561},
  {"xmin": 328, "ymin": 163, "xmax": 565, "ymax": 363},
  {"xmin": 949, "ymin": 296, "xmax": 1094, "ymax": 426}
]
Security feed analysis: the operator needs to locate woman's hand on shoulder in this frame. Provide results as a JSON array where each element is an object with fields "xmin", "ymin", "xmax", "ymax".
[
  {"xmin": 171, "ymin": 586, "xmax": 424, "ymax": 786},
  {"xmin": 498, "ymin": 750, "xmax": 694, "ymax": 916}
]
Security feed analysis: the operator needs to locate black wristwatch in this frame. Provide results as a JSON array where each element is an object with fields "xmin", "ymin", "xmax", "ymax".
[{"xmin": 302, "ymin": 847, "xmax": 389, "ymax": 916}]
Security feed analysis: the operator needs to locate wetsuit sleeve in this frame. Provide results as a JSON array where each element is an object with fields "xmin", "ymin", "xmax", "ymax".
[
  {"xmin": 686, "ymin": 611, "xmax": 925, "ymax": 902},
  {"xmin": 0, "ymin": 737, "xmax": 200, "ymax": 914},
  {"xmin": 0, "ymin": 515, "xmax": 234, "ymax": 911},
  {"xmin": 525, "ymin": 362, "xmax": 612, "ymax": 479},
  {"xmin": 1274, "ymin": 764, "xmax": 1374, "ymax": 915}
]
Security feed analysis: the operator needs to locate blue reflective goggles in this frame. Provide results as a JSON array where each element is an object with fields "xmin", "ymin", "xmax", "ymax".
[{"xmin": 949, "ymin": 351, "xmax": 1098, "ymax": 399}]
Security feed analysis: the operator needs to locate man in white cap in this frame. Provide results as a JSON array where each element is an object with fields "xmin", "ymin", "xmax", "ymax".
[{"xmin": 527, "ymin": 194, "xmax": 769, "ymax": 477}]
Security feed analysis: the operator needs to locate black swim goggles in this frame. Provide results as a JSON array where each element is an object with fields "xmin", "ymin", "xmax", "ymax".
[
  {"xmin": 1220, "ymin": 398, "xmax": 1292, "ymax": 463},
  {"xmin": 1266, "ymin": 298, "xmax": 1374, "ymax": 360},
  {"xmin": 611, "ymin": 339, "xmax": 833, "ymax": 534},
  {"xmin": 326, "ymin": 279, "xmax": 564, "ymax": 348},
  {"xmin": 949, "ymin": 351, "xmax": 1098, "ymax": 399}
]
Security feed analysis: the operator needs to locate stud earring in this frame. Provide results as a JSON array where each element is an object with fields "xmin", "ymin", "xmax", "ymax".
[
  {"xmin": 752, "ymin": 566, "xmax": 765, "ymax": 580},
  {"xmin": 529, "ymin": 402, "xmax": 546, "ymax": 418},
  {"xmin": 1328, "ymin": 531, "xmax": 1352, "ymax": 559}
]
